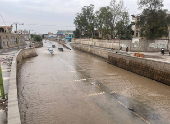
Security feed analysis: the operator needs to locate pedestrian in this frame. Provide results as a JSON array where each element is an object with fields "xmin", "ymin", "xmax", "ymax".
[
  {"xmin": 161, "ymin": 48, "xmax": 164, "ymax": 55},
  {"xmin": 126, "ymin": 47, "xmax": 128, "ymax": 52},
  {"xmin": 111, "ymin": 48, "xmax": 115, "ymax": 51},
  {"xmin": 120, "ymin": 46, "xmax": 122, "ymax": 50}
]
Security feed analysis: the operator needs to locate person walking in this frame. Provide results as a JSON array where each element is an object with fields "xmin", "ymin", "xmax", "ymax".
[
  {"xmin": 126, "ymin": 47, "xmax": 128, "ymax": 52},
  {"xmin": 161, "ymin": 48, "xmax": 164, "ymax": 55}
]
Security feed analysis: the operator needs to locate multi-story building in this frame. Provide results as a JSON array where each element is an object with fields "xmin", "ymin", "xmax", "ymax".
[
  {"xmin": 132, "ymin": 11, "xmax": 170, "ymax": 39},
  {"xmin": 57, "ymin": 30, "xmax": 74, "ymax": 42},
  {"xmin": 131, "ymin": 11, "xmax": 170, "ymax": 50},
  {"xmin": 0, "ymin": 26, "xmax": 25, "ymax": 49},
  {"xmin": 17, "ymin": 30, "xmax": 30, "ymax": 40},
  {"xmin": 42, "ymin": 32, "xmax": 57, "ymax": 39}
]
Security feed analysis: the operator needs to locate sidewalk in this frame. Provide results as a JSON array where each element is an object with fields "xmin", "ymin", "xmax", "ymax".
[
  {"xmin": 127, "ymin": 51, "xmax": 170, "ymax": 63},
  {"xmin": 0, "ymin": 48, "xmax": 19, "ymax": 124},
  {"xmin": 72, "ymin": 43, "xmax": 170, "ymax": 63}
]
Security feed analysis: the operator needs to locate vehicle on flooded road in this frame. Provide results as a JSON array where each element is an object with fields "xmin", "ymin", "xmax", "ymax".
[
  {"xmin": 49, "ymin": 48, "xmax": 54, "ymax": 54},
  {"xmin": 47, "ymin": 46, "xmax": 51, "ymax": 50}
]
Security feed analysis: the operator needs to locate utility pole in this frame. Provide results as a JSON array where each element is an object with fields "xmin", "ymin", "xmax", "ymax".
[
  {"xmin": 0, "ymin": 65, "xmax": 5, "ymax": 99},
  {"xmin": 29, "ymin": 30, "xmax": 34, "ymax": 47},
  {"xmin": 138, "ymin": 16, "xmax": 142, "ymax": 57},
  {"xmin": 12, "ymin": 22, "xmax": 24, "ymax": 33}
]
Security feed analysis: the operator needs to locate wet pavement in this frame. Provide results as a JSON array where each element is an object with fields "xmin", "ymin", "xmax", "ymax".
[
  {"xmin": 18, "ymin": 40, "xmax": 170, "ymax": 124},
  {"xmin": 0, "ymin": 47, "xmax": 19, "ymax": 124},
  {"xmin": 0, "ymin": 42, "xmax": 29, "ymax": 124}
]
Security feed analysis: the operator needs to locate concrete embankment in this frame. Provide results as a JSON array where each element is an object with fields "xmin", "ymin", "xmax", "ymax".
[
  {"xmin": 73, "ymin": 38, "xmax": 170, "ymax": 52},
  {"xmin": 108, "ymin": 52, "xmax": 170, "ymax": 85},
  {"xmin": 71, "ymin": 43, "xmax": 170, "ymax": 85},
  {"xmin": 31, "ymin": 41, "xmax": 43, "ymax": 48},
  {"xmin": 8, "ymin": 48, "xmax": 37, "ymax": 124},
  {"xmin": 71, "ymin": 43, "xmax": 109, "ymax": 59}
]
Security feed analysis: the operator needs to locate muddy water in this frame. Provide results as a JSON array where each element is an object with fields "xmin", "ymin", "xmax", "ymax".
[{"xmin": 18, "ymin": 41, "xmax": 170, "ymax": 124}]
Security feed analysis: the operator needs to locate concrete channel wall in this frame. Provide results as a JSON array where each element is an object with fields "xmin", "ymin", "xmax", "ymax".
[
  {"xmin": 74, "ymin": 39, "xmax": 170, "ymax": 52},
  {"xmin": 71, "ymin": 43, "xmax": 170, "ymax": 85},
  {"xmin": 108, "ymin": 52, "xmax": 170, "ymax": 85},
  {"xmin": 71, "ymin": 43, "xmax": 109, "ymax": 59},
  {"xmin": 8, "ymin": 48, "xmax": 37, "ymax": 124}
]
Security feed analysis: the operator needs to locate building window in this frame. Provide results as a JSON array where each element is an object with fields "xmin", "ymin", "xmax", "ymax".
[
  {"xmin": 3, "ymin": 39, "xmax": 5, "ymax": 46},
  {"xmin": 136, "ymin": 33, "xmax": 138, "ymax": 37}
]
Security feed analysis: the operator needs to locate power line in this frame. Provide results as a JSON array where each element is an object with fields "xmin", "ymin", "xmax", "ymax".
[
  {"xmin": 0, "ymin": 13, "xmax": 6, "ymax": 25},
  {"xmin": 24, "ymin": 23, "xmax": 75, "ymax": 27}
]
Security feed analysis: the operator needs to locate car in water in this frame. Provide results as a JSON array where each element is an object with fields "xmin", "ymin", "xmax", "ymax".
[
  {"xmin": 47, "ymin": 46, "xmax": 51, "ymax": 50},
  {"xmin": 49, "ymin": 48, "xmax": 54, "ymax": 54}
]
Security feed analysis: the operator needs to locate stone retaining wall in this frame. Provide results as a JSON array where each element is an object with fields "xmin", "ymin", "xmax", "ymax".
[
  {"xmin": 71, "ymin": 43, "xmax": 109, "ymax": 59},
  {"xmin": 8, "ymin": 48, "xmax": 37, "ymax": 124},
  {"xmin": 108, "ymin": 52, "xmax": 170, "ymax": 85},
  {"xmin": 74, "ymin": 39, "xmax": 170, "ymax": 52},
  {"xmin": 31, "ymin": 41, "xmax": 43, "ymax": 48},
  {"xmin": 74, "ymin": 39, "xmax": 120, "ymax": 49}
]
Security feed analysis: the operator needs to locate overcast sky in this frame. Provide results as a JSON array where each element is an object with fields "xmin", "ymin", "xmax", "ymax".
[{"xmin": 0, "ymin": 0, "xmax": 170, "ymax": 34}]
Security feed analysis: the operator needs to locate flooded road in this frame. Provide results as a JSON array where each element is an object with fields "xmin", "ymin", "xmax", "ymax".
[{"xmin": 18, "ymin": 41, "xmax": 170, "ymax": 124}]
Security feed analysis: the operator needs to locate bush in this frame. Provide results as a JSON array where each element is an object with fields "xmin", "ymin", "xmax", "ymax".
[{"xmin": 33, "ymin": 35, "xmax": 42, "ymax": 42}]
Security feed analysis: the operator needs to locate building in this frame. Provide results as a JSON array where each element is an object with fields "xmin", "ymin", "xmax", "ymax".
[
  {"xmin": 17, "ymin": 30, "xmax": 30, "ymax": 40},
  {"xmin": 0, "ymin": 26, "xmax": 25, "ymax": 49},
  {"xmin": 57, "ymin": 30, "xmax": 74, "ymax": 42},
  {"xmin": 42, "ymin": 32, "xmax": 57, "ymax": 39},
  {"xmin": 0, "ymin": 26, "xmax": 12, "ymax": 33},
  {"xmin": 23, "ymin": 30, "xmax": 30, "ymax": 40},
  {"xmin": 131, "ymin": 11, "xmax": 170, "ymax": 51},
  {"xmin": 48, "ymin": 32, "xmax": 53, "ymax": 35}
]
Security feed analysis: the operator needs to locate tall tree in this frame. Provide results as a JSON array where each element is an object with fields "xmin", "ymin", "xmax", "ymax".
[
  {"xmin": 115, "ymin": 12, "xmax": 133, "ymax": 39},
  {"xmin": 136, "ymin": 0, "xmax": 170, "ymax": 40},
  {"xmin": 74, "ymin": 13, "xmax": 86, "ymax": 38},
  {"xmin": 138, "ymin": 0, "xmax": 163, "ymax": 10},
  {"xmin": 73, "ymin": 29, "xmax": 80, "ymax": 38},
  {"xmin": 95, "ymin": 6, "xmax": 112, "ymax": 39},
  {"xmin": 74, "ymin": 4, "xmax": 95, "ymax": 38},
  {"xmin": 109, "ymin": 0, "xmax": 127, "ymax": 39}
]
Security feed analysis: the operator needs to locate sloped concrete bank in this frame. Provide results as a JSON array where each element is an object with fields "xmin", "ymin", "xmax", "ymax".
[
  {"xmin": 8, "ymin": 48, "xmax": 37, "ymax": 124},
  {"xmin": 71, "ymin": 43, "xmax": 109, "ymax": 59},
  {"xmin": 108, "ymin": 52, "xmax": 170, "ymax": 85}
]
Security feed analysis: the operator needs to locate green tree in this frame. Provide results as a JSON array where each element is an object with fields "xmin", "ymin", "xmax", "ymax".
[
  {"xmin": 74, "ymin": 4, "xmax": 95, "ymax": 38},
  {"xmin": 109, "ymin": 0, "xmax": 127, "ymax": 39},
  {"xmin": 137, "ymin": 0, "xmax": 170, "ymax": 40},
  {"xmin": 115, "ymin": 12, "xmax": 133, "ymax": 39},
  {"xmin": 73, "ymin": 29, "xmax": 80, "ymax": 38},
  {"xmin": 95, "ymin": 6, "xmax": 112, "ymax": 39},
  {"xmin": 33, "ymin": 35, "xmax": 42, "ymax": 42},
  {"xmin": 138, "ymin": 0, "xmax": 163, "ymax": 10},
  {"xmin": 73, "ymin": 0, "xmax": 130, "ymax": 40},
  {"xmin": 74, "ymin": 13, "xmax": 85, "ymax": 38},
  {"xmin": 31, "ymin": 34, "xmax": 34, "ymax": 39}
]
